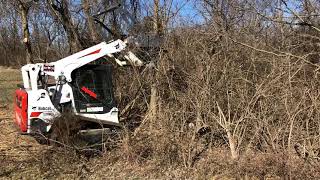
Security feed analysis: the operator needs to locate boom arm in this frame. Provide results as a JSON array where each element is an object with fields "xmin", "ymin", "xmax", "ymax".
[
  {"xmin": 21, "ymin": 39, "xmax": 143, "ymax": 90},
  {"xmin": 45, "ymin": 39, "xmax": 125, "ymax": 82}
]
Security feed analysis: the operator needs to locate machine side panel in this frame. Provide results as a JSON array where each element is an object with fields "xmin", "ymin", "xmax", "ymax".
[{"xmin": 14, "ymin": 89, "xmax": 28, "ymax": 132}]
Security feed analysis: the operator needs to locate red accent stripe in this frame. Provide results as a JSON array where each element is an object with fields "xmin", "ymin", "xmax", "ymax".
[
  {"xmin": 78, "ymin": 49, "xmax": 101, "ymax": 59},
  {"xmin": 81, "ymin": 87, "xmax": 97, "ymax": 99},
  {"xmin": 30, "ymin": 112, "xmax": 42, "ymax": 117}
]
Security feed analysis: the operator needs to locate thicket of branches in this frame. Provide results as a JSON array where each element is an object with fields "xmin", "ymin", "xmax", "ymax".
[{"xmin": 1, "ymin": 0, "xmax": 320, "ymax": 177}]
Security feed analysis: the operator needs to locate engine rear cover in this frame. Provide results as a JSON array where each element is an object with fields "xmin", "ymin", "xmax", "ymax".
[{"xmin": 14, "ymin": 89, "xmax": 28, "ymax": 132}]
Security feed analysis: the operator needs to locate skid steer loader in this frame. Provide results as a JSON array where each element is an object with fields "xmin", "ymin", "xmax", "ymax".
[
  {"xmin": 13, "ymin": 1, "xmax": 161, "ymax": 143},
  {"xmin": 14, "ymin": 39, "xmax": 143, "ymax": 140}
]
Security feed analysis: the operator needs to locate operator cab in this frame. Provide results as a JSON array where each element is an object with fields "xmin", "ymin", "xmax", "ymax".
[{"xmin": 70, "ymin": 64, "xmax": 116, "ymax": 114}]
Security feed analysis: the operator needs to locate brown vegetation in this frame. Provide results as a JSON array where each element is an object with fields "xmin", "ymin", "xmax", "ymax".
[{"xmin": 1, "ymin": 0, "xmax": 320, "ymax": 179}]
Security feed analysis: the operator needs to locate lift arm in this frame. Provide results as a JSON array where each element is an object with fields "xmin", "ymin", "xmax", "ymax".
[
  {"xmin": 45, "ymin": 39, "xmax": 125, "ymax": 82},
  {"xmin": 21, "ymin": 39, "xmax": 143, "ymax": 90}
]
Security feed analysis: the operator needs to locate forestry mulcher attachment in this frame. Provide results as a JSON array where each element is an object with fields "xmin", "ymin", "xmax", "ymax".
[{"xmin": 14, "ymin": 39, "xmax": 143, "ymax": 140}]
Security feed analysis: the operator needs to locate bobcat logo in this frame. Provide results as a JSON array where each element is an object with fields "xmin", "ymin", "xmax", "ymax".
[{"xmin": 38, "ymin": 107, "xmax": 52, "ymax": 111}]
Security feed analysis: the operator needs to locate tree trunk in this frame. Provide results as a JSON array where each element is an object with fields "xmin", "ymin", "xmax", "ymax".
[
  {"xmin": 19, "ymin": 2, "xmax": 33, "ymax": 64},
  {"xmin": 147, "ymin": 0, "xmax": 162, "ymax": 126},
  {"xmin": 227, "ymin": 130, "xmax": 239, "ymax": 160},
  {"xmin": 82, "ymin": 0, "xmax": 99, "ymax": 42},
  {"xmin": 131, "ymin": 0, "xmax": 139, "ymax": 20},
  {"xmin": 102, "ymin": 0, "xmax": 120, "ymax": 39},
  {"xmin": 47, "ymin": 0, "xmax": 82, "ymax": 53},
  {"xmin": 148, "ymin": 83, "xmax": 158, "ymax": 123},
  {"xmin": 153, "ymin": 0, "xmax": 161, "ymax": 35}
]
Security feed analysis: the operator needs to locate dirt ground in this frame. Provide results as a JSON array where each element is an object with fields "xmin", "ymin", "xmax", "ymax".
[
  {"xmin": 0, "ymin": 67, "xmax": 185, "ymax": 179},
  {"xmin": 0, "ymin": 68, "xmax": 86, "ymax": 179},
  {"xmin": 0, "ymin": 67, "xmax": 47, "ymax": 178},
  {"xmin": 1, "ymin": 67, "xmax": 320, "ymax": 179}
]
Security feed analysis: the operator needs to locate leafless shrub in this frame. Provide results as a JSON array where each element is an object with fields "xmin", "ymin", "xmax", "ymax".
[
  {"xmin": 2, "ymin": 0, "xmax": 320, "ymax": 177},
  {"xmin": 113, "ymin": 21, "xmax": 320, "ymax": 173}
]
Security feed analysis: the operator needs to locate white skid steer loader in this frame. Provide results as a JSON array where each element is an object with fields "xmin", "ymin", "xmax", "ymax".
[{"xmin": 14, "ymin": 39, "xmax": 143, "ymax": 140}]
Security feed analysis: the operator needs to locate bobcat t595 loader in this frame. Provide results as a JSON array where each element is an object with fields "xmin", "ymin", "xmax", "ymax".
[{"xmin": 14, "ymin": 39, "xmax": 142, "ymax": 140}]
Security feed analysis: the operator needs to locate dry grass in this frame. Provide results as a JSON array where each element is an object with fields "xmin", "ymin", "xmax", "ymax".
[
  {"xmin": 1, "ymin": 26, "xmax": 320, "ymax": 179},
  {"xmin": 2, "ymin": 0, "xmax": 320, "ymax": 178}
]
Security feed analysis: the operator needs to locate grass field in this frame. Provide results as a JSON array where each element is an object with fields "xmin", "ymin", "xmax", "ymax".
[
  {"xmin": 0, "ymin": 67, "xmax": 44, "ymax": 178},
  {"xmin": 0, "ymin": 68, "xmax": 21, "ymax": 107}
]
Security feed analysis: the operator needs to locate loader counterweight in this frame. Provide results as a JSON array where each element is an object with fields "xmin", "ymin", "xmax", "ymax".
[{"xmin": 14, "ymin": 89, "xmax": 28, "ymax": 132}]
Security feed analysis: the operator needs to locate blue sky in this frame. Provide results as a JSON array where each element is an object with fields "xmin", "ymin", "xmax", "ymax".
[
  {"xmin": 176, "ymin": 0, "xmax": 205, "ymax": 24},
  {"xmin": 139, "ymin": 0, "xmax": 204, "ymax": 25}
]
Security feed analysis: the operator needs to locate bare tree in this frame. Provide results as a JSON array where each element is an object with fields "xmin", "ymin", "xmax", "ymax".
[
  {"xmin": 47, "ymin": 0, "xmax": 82, "ymax": 53},
  {"xmin": 15, "ymin": 0, "xmax": 34, "ymax": 64},
  {"xmin": 82, "ymin": 0, "xmax": 99, "ymax": 42}
]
